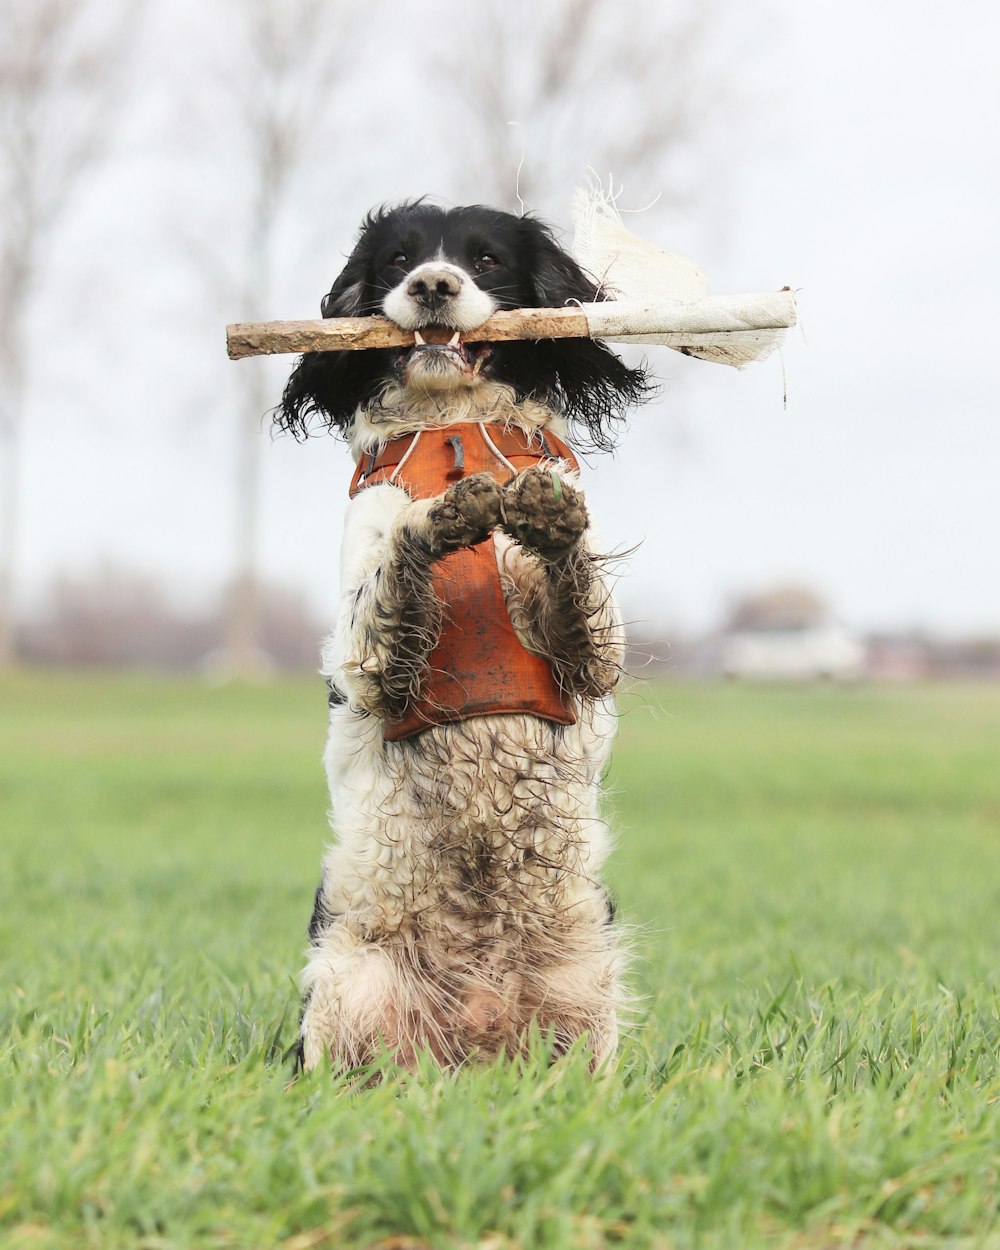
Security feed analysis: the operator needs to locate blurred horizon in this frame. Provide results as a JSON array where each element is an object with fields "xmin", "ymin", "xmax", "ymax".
[{"xmin": 13, "ymin": 561, "xmax": 1000, "ymax": 685}]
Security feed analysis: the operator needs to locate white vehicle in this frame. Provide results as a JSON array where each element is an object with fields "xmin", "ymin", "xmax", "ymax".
[{"xmin": 722, "ymin": 622, "xmax": 867, "ymax": 682}]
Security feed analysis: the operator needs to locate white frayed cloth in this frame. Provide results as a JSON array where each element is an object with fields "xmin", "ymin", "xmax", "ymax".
[{"xmin": 571, "ymin": 189, "xmax": 794, "ymax": 367}]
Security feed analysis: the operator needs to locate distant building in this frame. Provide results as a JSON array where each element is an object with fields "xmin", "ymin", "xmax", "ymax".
[
  {"xmin": 720, "ymin": 585, "xmax": 867, "ymax": 682},
  {"xmin": 865, "ymin": 635, "xmax": 932, "ymax": 683}
]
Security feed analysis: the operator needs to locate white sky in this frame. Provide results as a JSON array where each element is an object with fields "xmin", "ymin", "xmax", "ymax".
[{"xmin": 13, "ymin": 0, "xmax": 1000, "ymax": 637}]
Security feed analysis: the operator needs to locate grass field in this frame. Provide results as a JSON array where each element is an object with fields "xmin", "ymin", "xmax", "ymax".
[{"xmin": 2, "ymin": 672, "xmax": 1000, "ymax": 1249}]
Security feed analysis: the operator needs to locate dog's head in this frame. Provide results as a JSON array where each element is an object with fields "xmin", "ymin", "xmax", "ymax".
[{"xmin": 275, "ymin": 202, "xmax": 651, "ymax": 451}]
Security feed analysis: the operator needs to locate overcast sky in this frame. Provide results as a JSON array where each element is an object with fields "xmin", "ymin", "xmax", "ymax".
[{"xmin": 12, "ymin": 0, "xmax": 1000, "ymax": 638}]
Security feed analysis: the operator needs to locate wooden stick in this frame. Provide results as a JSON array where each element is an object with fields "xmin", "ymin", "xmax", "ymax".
[{"xmin": 226, "ymin": 291, "xmax": 797, "ymax": 361}]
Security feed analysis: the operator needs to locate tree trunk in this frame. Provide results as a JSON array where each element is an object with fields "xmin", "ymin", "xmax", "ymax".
[{"xmin": 0, "ymin": 350, "xmax": 26, "ymax": 668}]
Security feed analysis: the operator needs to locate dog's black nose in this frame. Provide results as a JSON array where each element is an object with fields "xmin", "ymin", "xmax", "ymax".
[{"xmin": 407, "ymin": 267, "xmax": 462, "ymax": 307}]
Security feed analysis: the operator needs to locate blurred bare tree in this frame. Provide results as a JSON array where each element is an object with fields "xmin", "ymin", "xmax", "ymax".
[
  {"xmin": 444, "ymin": 0, "xmax": 740, "ymax": 218},
  {"xmin": 184, "ymin": 0, "xmax": 365, "ymax": 678},
  {"xmin": 21, "ymin": 563, "xmax": 324, "ymax": 669},
  {"xmin": 0, "ymin": 0, "xmax": 140, "ymax": 667}
]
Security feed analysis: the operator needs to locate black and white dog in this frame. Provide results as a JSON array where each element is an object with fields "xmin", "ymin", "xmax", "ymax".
[{"xmin": 277, "ymin": 203, "xmax": 650, "ymax": 1071}]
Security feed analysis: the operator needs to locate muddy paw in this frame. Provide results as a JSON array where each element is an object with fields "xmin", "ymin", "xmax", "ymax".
[
  {"xmin": 500, "ymin": 468, "xmax": 589, "ymax": 560},
  {"xmin": 426, "ymin": 472, "xmax": 503, "ymax": 556}
]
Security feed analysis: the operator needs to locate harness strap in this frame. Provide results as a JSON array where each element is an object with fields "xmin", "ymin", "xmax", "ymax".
[{"xmin": 350, "ymin": 423, "xmax": 578, "ymax": 496}]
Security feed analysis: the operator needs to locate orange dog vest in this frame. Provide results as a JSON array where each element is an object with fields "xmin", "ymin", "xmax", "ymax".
[{"xmin": 350, "ymin": 422, "xmax": 580, "ymax": 741}]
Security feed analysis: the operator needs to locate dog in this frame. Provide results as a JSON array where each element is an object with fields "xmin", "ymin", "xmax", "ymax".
[{"xmin": 276, "ymin": 202, "xmax": 650, "ymax": 1072}]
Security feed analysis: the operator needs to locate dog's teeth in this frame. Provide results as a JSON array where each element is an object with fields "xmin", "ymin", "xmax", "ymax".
[
  {"xmin": 449, "ymin": 332, "xmax": 461, "ymax": 346},
  {"xmin": 414, "ymin": 330, "xmax": 426, "ymax": 345}
]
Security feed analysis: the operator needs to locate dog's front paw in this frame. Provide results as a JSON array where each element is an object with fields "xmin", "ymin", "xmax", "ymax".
[
  {"xmin": 426, "ymin": 472, "xmax": 503, "ymax": 557},
  {"xmin": 500, "ymin": 468, "xmax": 589, "ymax": 560}
]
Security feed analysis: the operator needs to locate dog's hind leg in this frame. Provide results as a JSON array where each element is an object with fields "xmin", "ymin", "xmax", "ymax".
[
  {"xmin": 500, "ymin": 468, "xmax": 624, "ymax": 698},
  {"xmin": 299, "ymin": 923, "xmax": 413, "ymax": 1071},
  {"xmin": 300, "ymin": 921, "xmax": 475, "ymax": 1071},
  {"xmin": 525, "ymin": 935, "xmax": 625, "ymax": 1072}
]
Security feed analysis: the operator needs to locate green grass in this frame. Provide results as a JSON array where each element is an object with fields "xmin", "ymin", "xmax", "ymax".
[{"xmin": 2, "ymin": 672, "xmax": 1000, "ymax": 1249}]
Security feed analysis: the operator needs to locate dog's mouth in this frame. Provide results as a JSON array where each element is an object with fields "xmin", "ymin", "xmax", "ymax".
[{"xmin": 403, "ymin": 328, "xmax": 494, "ymax": 377}]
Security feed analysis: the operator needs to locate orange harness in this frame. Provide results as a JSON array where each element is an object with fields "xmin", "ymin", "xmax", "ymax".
[{"xmin": 350, "ymin": 422, "xmax": 580, "ymax": 741}]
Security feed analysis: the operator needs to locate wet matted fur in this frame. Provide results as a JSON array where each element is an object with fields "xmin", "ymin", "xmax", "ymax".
[{"xmin": 278, "ymin": 202, "xmax": 651, "ymax": 1072}]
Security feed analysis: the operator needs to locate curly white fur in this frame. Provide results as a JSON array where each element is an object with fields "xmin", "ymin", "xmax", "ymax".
[
  {"xmin": 299, "ymin": 381, "xmax": 628, "ymax": 1074},
  {"xmin": 297, "ymin": 380, "xmax": 630, "ymax": 1075}
]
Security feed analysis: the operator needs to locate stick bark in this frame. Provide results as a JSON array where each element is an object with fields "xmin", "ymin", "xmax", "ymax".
[{"xmin": 226, "ymin": 290, "xmax": 797, "ymax": 360}]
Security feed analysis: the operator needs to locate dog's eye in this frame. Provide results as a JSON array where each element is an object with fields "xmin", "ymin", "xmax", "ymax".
[
  {"xmin": 389, "ymin": 252, "xmax": 408, "ymax": 268},
  {"xmin": 475, "ymin": 253, "xmax": 500, "ymax": 273}
]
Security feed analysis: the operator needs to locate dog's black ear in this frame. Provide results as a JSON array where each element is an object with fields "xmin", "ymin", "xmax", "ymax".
[
  {"xmin": 514, "ymin": 220, "xmax": 654, "ymax": 452},
  {"xmin": 273, "ymin": 251, "xmax": 389, "ymax": 441},
  {"xmin": 275, "ymin": 344, "xmax": 395, "ymax": 442},
  {"xmin": 528, "ymin": 223, "xmax": 603, "ymax": 307},
  {"xmin": 320, "ymin": 264, "xmax": 365, "ymax": 318}
]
